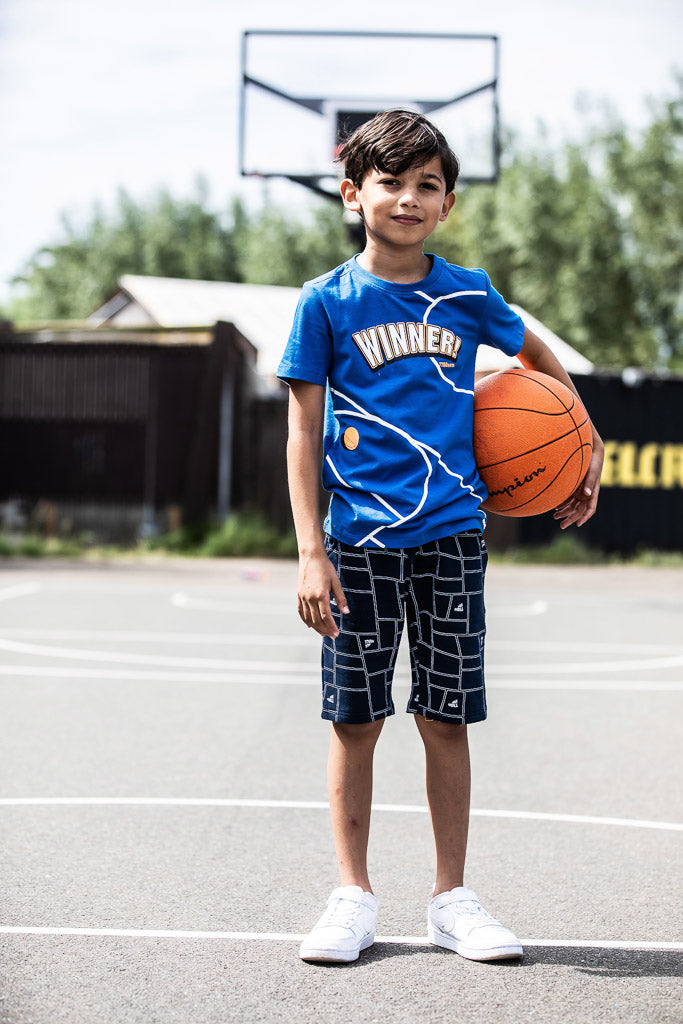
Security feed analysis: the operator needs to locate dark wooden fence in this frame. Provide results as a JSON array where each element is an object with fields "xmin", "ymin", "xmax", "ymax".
[
  {"xmin": 1, "ymin": 319, "xmax": 681, "ymax": 553},
  {"xmin": 0, "ymin": 323, "xmax": 258, "ymax": 541}
]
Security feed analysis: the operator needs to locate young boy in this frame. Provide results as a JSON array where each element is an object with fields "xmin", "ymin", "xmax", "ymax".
[{"xmin": 278, "ymin": 110, "xmax": 604, "ymax": 964}]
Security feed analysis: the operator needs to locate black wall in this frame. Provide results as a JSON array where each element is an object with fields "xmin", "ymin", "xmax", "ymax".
[{"xmin": 517, "ymin": 373, "xmax": 683, "ymax": 552}]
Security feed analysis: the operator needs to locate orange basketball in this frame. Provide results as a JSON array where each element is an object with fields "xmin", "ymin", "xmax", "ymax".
[{"xmin": 473, "ymin": 369, "xmax": 593, "ymax": 517}]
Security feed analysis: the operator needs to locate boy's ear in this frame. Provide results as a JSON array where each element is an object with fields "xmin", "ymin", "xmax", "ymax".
[
  {"xmin": 439, "ymin": 192, "xmax": 456, "ymax": 222},
  {"xmin": 340, "ymin": 178, "xmax": 362, "ymax": 212}
]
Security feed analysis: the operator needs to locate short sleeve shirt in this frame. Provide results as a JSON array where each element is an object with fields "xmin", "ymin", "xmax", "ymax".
[{"xmin": 278, "ymin": 255, "xmax": 524, "ymax": 549}]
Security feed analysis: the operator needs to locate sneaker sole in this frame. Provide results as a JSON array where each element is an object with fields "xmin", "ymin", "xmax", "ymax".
[
  {"xmin": 299, "ymin": 932, "xmax": 375, "ymax": 963},
  {"xmin": 428, "ymin": 924, "xmax": 523, "ymax": 962}
]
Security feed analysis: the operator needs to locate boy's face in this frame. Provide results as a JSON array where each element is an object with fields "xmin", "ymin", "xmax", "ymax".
[{"xmin": 341, "ymin": 157, "xmax": 455, "ymax": 251}]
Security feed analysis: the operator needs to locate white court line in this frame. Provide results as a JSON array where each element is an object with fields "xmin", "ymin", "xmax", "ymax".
[
  {"xmin": 3, "ymin": 634, "xmax": 683, "ymax": 678},
  {"xmin": 1, "ymin": 797, "xmax": 680, "ymax": 832},
  {"xmin": 173, "ymin": 592, "xmax": 549, "ymax": 619},
  {"xmin": 0, "ymin": 926, "xmax": 679, "ymax": 951},
  {"xmin": 0, "ymin": 637, "xmax": 313, "ymax": 673},
  {"xmin": 1, "ymin": 665, "xmax": 682, "ymax": 690},
  {"xmin": 0, "ymin": 628, "xmax": 311, "ymax": 648},
  {"xmin": 6, "ymin": 629, "xmax": 683, "ymax": 659},
  {"xmin": 0, "ymin": 665, "xmax": 317, "ymax": 684},
  {"xmin": 0, "ymin": 582, "xmax": 41, "ymax": 602}
]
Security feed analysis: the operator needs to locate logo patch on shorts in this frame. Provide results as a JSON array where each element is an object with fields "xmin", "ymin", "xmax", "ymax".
[{"xmin": 444, "ymin": 692, "xmax": 463, "ymax": 714}]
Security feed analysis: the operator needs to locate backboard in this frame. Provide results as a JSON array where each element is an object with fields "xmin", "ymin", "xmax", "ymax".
[{"xmin": 239, "ymin": 30, "xmax": 500, "ymax": 199}]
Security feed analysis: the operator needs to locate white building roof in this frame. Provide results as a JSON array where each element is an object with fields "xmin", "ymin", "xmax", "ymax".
[
  {"xmin": 89, "ymin": 275, "xmax": 302, "ymax": 379},
  {"xmin": 90, "ymin": 275, "xmax": 593, "ymax": 380},
  {"xmin": 478, "ymin": 304, "xmax": 594, "ymax": 375}
]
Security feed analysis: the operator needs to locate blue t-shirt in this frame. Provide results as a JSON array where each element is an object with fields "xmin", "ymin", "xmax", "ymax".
[{"xmin": 278, "ymin": 255, "xmax": 524, "ymax": 549}]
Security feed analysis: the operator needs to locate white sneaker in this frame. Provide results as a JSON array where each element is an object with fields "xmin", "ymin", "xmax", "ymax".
[
  {"xmin": 299, "ymin": 886, "xmax": 378, "ymax": 963},
  {"xmin": 428, "ymin": 887, "xmax": 523, "ymax": 961}
]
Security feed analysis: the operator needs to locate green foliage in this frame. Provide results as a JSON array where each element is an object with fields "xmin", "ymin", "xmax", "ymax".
[
  {"xmin": 235, "ymin": 200, "xmax": 354, "ymax": 287},
  {"xmin": 7, "ymin": 184, "xmax": 354, "ymax": 321},
  {"xmin": 0, "ymin": 534, "xmax": 86, "ymax": 558},
  {"xmin": 602, "ymin": 84, "xmax": 683, "ymax": 368},
  {"xmin": 433, "ymin": 78, "xmax": 682, "ymax": 370},
  {"xmin": 493, "ymin": 533, "xmax": 607, "ymax": 565},
  {"xmin": 5, "ymin": 79, "xmax": 681, "ymax": 370},
  {"xmin": 198, "ymin": 513, "xmax": 297, "ymax": 558},
  {"xmin": 143, "ymin": 512, "xmax": 298, "ymax": 559},
  {"xmin": 8, "ymin": 178, "xmax": 244, "ymax": 321}
]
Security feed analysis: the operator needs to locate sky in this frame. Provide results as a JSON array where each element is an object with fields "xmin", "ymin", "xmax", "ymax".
[{"xmin": 0, "ymin": 0, "xmax": 681, "ymax": 305}]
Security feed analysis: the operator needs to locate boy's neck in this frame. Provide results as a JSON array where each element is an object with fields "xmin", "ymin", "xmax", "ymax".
[{"xmin": 356, "ymin": 245, "xmax": 432, "ymax": 284}]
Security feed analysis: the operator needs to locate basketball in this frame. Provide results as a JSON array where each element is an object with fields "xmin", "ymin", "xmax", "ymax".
[{"xmin": 473, "ymin": 369, "xmax": 593, "ymax": 517}]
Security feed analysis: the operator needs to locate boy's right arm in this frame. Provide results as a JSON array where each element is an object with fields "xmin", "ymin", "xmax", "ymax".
[{"xmin": 286, "ymin": 380, "xmax": 349, "ymax": 638}]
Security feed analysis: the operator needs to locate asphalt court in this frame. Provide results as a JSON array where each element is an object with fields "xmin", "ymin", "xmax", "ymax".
[{"xmin": 0, "ymin": 556, "xmax": 681, "ymax": 1024}]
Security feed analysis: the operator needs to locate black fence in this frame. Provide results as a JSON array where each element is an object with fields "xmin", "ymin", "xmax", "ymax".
[
  {"xmin": 515, "ymin": 372, "xmax": 683, "ymax": 553},
  {"xmin": 0, "ymin": 324, "xmax": 258, "ymax": 541},
  {"xmin": 1, "ymin": 321, "xmax": 681, "ymax": 553}
]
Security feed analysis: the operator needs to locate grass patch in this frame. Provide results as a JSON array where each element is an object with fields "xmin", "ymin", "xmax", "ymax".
[
  {"xmin": 1, "ymin": 519, "xmax": 680, "ymax": 567},
  {"xmin": 143, "ymin": 512, "xmax": 297, "ymax": 559},
  {"xmin": 4, "ymin": 534, "xmax": 90, "ymax": 558},
  {"xmin": 493, "ymin": 533, "xmax": 683, "ymax": 567},
  {"xmin": 492, "ymin": 533, "xmax": 608, "ymax": 565}
]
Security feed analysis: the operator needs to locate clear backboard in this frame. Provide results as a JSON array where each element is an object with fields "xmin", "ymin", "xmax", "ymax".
[{"xmin": 239, "ymin": 30, "xmax": 500, "ymax": 199}]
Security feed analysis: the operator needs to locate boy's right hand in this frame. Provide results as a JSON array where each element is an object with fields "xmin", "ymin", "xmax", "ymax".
[{"xmin": 297, "ymin": 550, "xmax": 349, "ymax": 638}]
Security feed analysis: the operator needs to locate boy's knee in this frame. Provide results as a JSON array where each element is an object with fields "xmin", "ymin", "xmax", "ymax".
[
  {"xmin": 333, "ymin": 720, "xmax": 384, "ymax": 747},
  {"xmin": 415, "ymin": 717, "xmax": 468, "ymax": 744}
]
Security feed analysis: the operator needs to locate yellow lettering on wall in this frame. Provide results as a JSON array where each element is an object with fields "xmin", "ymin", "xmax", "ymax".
[
  {"xmin": 600, "ymin": 441, "xmax": 683, "ymax": 489},
  {"xmin": 616, "ymin": 442, "xmax": 637, "ymax": 487},
  {"xmin": 601, "ymin": 441, "xmax": 620, "ymax": 486},
  {"xmin": 636, "ymin": 443, "xmax": 659, "ymax": 488},
  {"xmin": 660, "ymin": 445, "xmax": 683, "ymax": 489}
]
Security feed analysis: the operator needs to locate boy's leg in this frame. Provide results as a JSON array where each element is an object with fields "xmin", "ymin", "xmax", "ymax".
[
  {"xmin": 416, "ymin": 715, "xmax": 522, "ymax": 960},
  {"xmin": 414, "ymin": 717, "xmax": 470, "ymax": 894},
  {"xmin": 299, "ymin": 720, "xmax": 383, "ymax": 963},
  {"xmin": 328, "ymin": 720, "xmax": 384, "ymax": 891}
]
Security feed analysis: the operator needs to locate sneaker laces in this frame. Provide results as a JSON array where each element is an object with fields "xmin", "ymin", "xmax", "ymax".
[
  {"xmin": 453, "ymin": 898, "xmax": 500, "ymax": 926},
  {"xmin": 320, "ymin": 896, "xmax": 362, "ymax": 929}
]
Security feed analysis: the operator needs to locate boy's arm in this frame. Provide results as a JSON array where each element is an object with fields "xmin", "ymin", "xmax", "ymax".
[
  {"xmin": 517, "ymin": 327, "xmax": 604, "ymax": 529},
  {"xmin": 286, "ymin": 379, "xmax": 349, "ymax": 638}
]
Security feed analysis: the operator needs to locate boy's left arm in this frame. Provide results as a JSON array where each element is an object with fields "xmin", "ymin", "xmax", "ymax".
[{"xmin": 517, "ymin": 327, "xmax": 604, "ymax": 529}]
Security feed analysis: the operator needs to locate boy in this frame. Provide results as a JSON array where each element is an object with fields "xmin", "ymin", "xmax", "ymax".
[{"xmin": 278, "ymin": 110, "xmax": 604, "ymax": 964}]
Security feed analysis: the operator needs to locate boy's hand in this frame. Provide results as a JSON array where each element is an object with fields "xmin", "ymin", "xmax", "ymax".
[
  {"xmin": 553, "ymin": 437, "xmax": 604, "ymax": 529},
  {"xmin": 297, "ymin": 550, "xmax": 349, "ymax": 638}
]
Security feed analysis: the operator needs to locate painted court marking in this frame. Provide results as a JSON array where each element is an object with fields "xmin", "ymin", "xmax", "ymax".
[
  {"xmin": 0, "ymin": 926, "xmax": 679, "ymax": 951},
  {"xmin": 172, "ymin": 592, "xmax": 550, "ymax": 618},
  {"xmin": 1, "ymin": 664, "xmax": 682, "ymax": 691},
  {"xmin": 1, "ymin": 797, "xmax": 680, "ymax": 832},
  {"xmin": 3, "ymin": 632, "xmax": 683, "ymax": 683},
  {"xmin": 0, "ymin": 582, "xmax": 42, "ymax": 602}
]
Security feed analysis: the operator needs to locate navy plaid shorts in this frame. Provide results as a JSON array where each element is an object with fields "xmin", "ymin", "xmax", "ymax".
[{"xmin": 321, "ymin": 532, "xmax": 488, "ymax": 725}]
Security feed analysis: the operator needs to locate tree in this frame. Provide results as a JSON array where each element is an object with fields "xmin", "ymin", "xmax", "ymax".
[
  {"xmin": 432, "ymin": 80, "xmax": 682, "ymax": 370},
  {"xmin": 6, "ymin": 183, "xmax": 354, "ymax": 322},
  {"xmin": 6, "ymin": 80, "xmax": 681, "ymax": 367},
  {"xmin": 603, "ymin": 82, "xmax": 683, "ymax": 368},
  {"xmin": 234, "ymin": 199, "xmax": 354, "ymax": 287},
  {"xmin": 7, "ymin": 178, "xmax": 244, "ymax": 321}
]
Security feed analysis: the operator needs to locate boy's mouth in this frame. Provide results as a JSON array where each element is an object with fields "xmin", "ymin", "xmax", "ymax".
[{"xmin": 393, "ymin": 215, "xmax": 422, "ymax": 225}]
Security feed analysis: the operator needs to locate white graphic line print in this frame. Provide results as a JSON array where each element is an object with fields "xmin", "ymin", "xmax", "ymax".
[
  {"xmin": 330, "ymin": 388, "xmax": 484, "ymax": 548},
  {"xmin": 416, "ymin": 288, "xmax": 485, "ymax": 397}
]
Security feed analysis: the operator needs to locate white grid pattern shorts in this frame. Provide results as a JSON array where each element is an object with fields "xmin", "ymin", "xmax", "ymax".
[{"xmin": 321, "ymin": 532, "xmax": 488, "ymax": 724}]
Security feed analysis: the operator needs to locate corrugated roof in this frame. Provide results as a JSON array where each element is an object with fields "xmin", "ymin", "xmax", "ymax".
[
  {"xmin": 90, "ymin": 275, "xmax": 593, "ymax": 378},
  {"xmin": 90, "ymin": 275, "xmax": 301, "ymax": 378}
]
